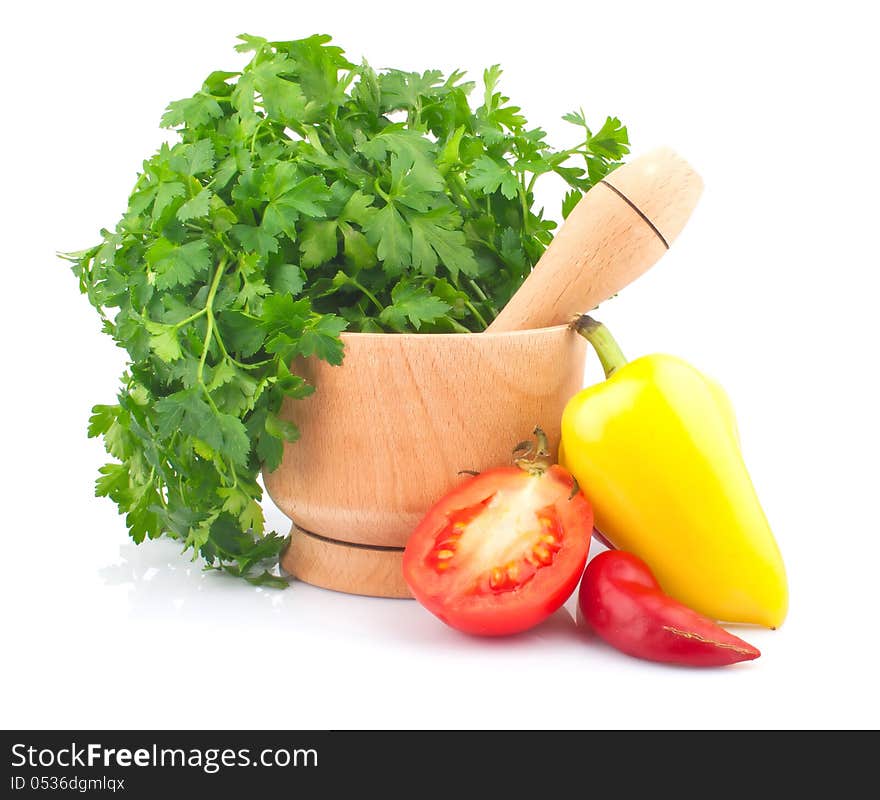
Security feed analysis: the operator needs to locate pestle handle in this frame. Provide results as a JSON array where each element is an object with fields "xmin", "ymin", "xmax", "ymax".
[{"xmin": 485, "ymin": 147, "xmax": 703, "ymax": 332}]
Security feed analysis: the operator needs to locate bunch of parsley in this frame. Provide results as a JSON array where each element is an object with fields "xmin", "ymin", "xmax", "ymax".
[{"xmin": 64, "ymin": 34, "xmax": 629, "ymax": 586}]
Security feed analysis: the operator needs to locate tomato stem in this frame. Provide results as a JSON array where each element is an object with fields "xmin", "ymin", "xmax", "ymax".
[
  {"xmin": 570, "ymin": 315, "xmax": 628, "ymax": 378},
  {"xmin": 513, "ymin": 426, "xmax": 552, "ymax": 474}
]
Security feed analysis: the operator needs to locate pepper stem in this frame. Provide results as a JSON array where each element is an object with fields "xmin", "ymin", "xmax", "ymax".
[{"xmin": 570, "ymin": 314, "xmax": 628, "ymax": 378}]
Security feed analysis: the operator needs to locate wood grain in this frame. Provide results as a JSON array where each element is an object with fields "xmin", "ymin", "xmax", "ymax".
[
  {"xmin": 486, "ymin": 147, "xmax": 702, "ymax": 332},
  {"xmin": 602, "ymin": 146, "xmax": 703, "ymax": 245},
  {"xmin": 263, "ymin": 324, "xmax": 587, "ymax": 548},
  {"xmin": 280, "ymin": 525, "xmax": 412, "ymax": 599}
]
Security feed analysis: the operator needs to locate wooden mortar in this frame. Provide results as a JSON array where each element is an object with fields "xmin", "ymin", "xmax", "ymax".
[
  {"xmin": 264, "ymin": 325, "xmax": 586, "ymax": 597},
  {"xmin": 264, "ymin": 147, "xmax": 703, "ymax": 598}
]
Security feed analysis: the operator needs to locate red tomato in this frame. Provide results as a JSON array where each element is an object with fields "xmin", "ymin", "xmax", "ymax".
[{"xmin": 403, "ymin": 464, "xmax": 593, "ymax": 636}]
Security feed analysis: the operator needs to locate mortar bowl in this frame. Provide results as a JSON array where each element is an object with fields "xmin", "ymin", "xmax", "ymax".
[{"xmin": 262, "ymin": 324, "xmax": 587, "ymax": 595}]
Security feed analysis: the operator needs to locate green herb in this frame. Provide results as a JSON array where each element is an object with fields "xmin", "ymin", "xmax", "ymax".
[{"xmin": 63, "ymin": 33, "xmax": 629, "ymax": 586}]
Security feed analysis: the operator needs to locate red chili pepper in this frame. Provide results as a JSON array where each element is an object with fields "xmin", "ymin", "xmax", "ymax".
[{"xmin": 578, "ymin": 550, "xmax": 761, "ymax": 667}]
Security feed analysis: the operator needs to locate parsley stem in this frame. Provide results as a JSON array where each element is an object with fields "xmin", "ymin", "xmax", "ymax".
[
  {"xmin": 466, "ymin": 277, "xmax": 489, "ymax": 303},
  {"xmin": 518, "ymin": 182, "xmax": 531, "ymax": 234},
  {"xmin": 449, "ymin": 189, "xmax": 470, "ymax": 217},
  {"xmin": 526, "ymin": 173, "xmax": 538, "ymax": 195},
  {"xmin": 350, "ymin": 278, "xmax": 383, "ymax": 311},
  {"xmin": 172, "ymin": 307, "xmax": 208, "ymax": 329},
  {"xmin": 448, "ymin": 318, "xmax": 472, "ymax": 334},
  {"xmin": 196, "ymin": 257, "xmax": 228, "ymax": 389},
  {"xmin": 211, "ymin": 328, "xmax": 233, "ymax": 362},
  {"xmin": 449, "ymin": 173, "xmax": 478, "ymax": 209},
  {"xmin": 464, "ymin": 300, "xmax": 488, "ymax": 330},
  {"xmin": 373, "ymin": 178, "xmax": 391, "ymax": 202},
  {"xmin": 556, "ymin": 139, "xmax": 591, "ymax": 160},
  {"xmin": 466, "ymin": 277, "xmax": 498, "ymax": 320},
  {"xmin": 250, "ymin": 121, "xmax": 265, "ymax": 156},
  {"xmin": 210, "ymin": 321, "xmax": 269, "ymax": 371}
]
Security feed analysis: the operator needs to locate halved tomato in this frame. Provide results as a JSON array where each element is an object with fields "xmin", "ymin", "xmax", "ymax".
[{"xmin": 403, "ymin": 435, "xmax": 593, "ymax": 636}]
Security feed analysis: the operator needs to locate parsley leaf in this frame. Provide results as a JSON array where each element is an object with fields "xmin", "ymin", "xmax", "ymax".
[
  {"xmin": 146, "ymin": 239, "xmax": 212, "ymax": 290},
  {"xmin": 363, "ymin": 204, "xmax": 412, "ymax": 276},
  {"xmin": 379, "ymin": 281, "xmax": 451, "ymax": 331},
  {"xmin": 467, "ymin": 156, "xmax": 519, "ymax": 200},
  {"xmin": 177, "ymin": 189, "xmax": 213, "ymax": 222}
]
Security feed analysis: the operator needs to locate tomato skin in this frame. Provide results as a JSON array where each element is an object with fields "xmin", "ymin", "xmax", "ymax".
[
  {"xmin": 578, "ymin": 550, "xmax": 761, "ymax": 666},
  {"xmin": 403, "ymin": 464, "xmax": 592, "ymax": 636}
]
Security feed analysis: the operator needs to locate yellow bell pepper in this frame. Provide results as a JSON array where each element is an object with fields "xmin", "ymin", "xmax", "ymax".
[{"xmin": 560, "ymin": 316, "xmax": 788, "ymax": 628}]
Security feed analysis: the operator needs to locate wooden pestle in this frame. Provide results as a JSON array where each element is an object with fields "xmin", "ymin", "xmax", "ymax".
[{"xmin": 486, "ymin": 147, "xmax": 703, "ymax": 332}]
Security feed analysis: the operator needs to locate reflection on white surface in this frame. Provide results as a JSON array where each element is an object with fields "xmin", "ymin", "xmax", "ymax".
[
  {"xmin": 0, "ymin": 511, "xmax": 838, "ymax": 730},
  {"xmin": 96, "ymin": 537, "xmax": 580, "ymax": 649},
  {"xmin": 99, "ymin": 539, "xmax": 290, "ymax": 618}
]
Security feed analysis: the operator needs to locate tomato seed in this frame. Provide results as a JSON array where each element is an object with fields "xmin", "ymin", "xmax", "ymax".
[
  {"xmin": 489, "ymin": 567, "xmax": 506, "ymax": 589},
  {"xmin": 540, "ymin": 534, "xmax": 562, "ymax": 552}
]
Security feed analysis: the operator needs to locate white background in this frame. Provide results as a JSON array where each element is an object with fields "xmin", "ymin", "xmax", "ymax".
[{"xmin": 2, "ymin": 1, "xmax": 878, "ymax": 730}]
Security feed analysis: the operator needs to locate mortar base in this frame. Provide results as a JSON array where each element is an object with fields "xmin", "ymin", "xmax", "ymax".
[{"xmin": 280, "ymin": 524, "xmax": 413, "ymax": 599}]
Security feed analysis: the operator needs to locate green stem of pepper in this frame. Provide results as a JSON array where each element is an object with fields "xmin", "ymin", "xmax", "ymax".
[{"xmin": 570, "ymin": 315, "xmax": 628, "ymax": 378}]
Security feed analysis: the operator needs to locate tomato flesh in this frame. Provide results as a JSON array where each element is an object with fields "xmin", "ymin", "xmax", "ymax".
[{"xmin": 403, "ymin": 465, "xmax": 593, "ymax": 636}]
